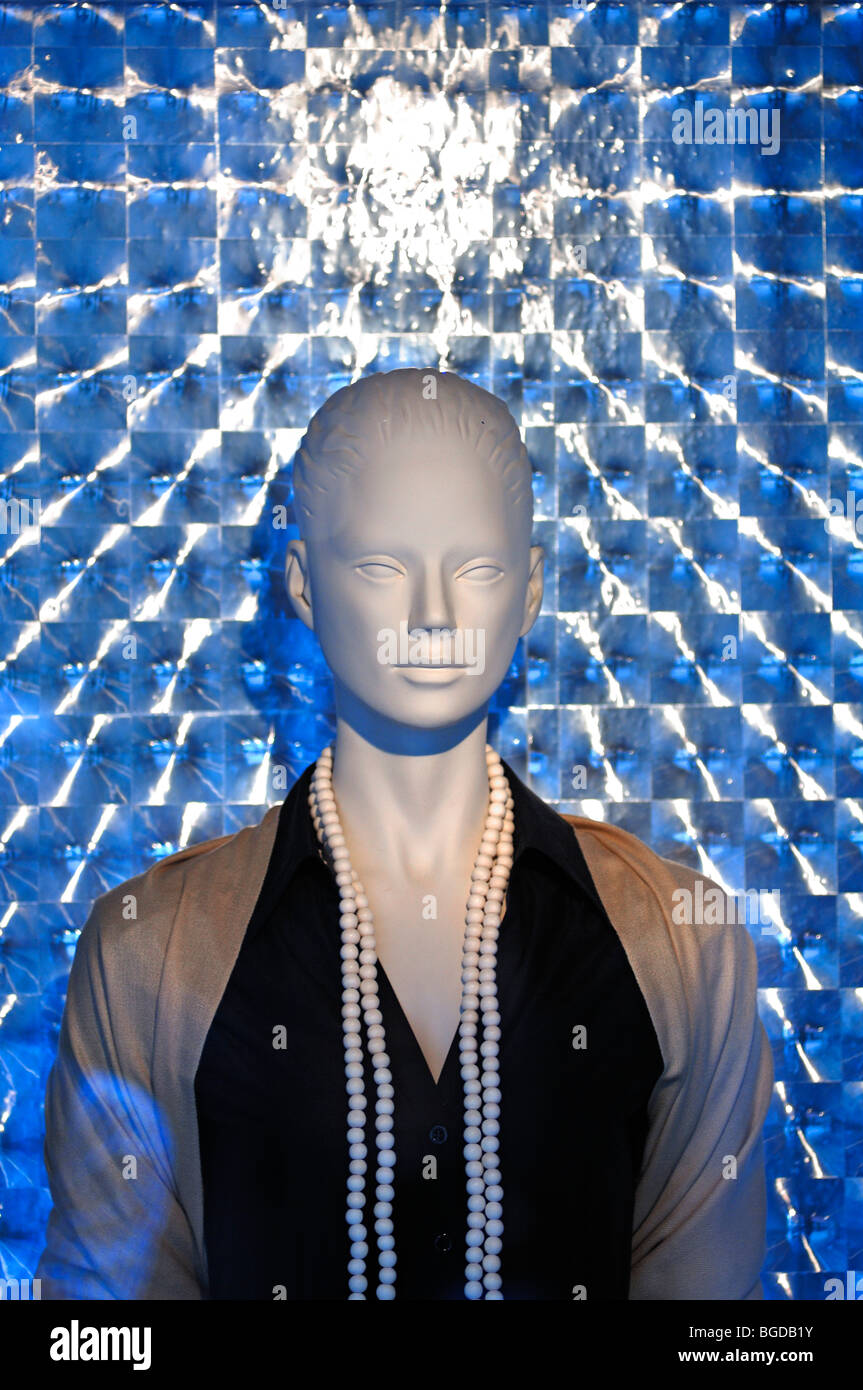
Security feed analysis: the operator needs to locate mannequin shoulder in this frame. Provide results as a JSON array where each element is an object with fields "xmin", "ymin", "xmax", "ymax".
[
  {"xmin": 559, "ymin": 810, "xmax": 708, "ymax": 896},
  {"xmin": 558, "ymin": 810, "xmax": 757, "ymax": 970},
  {"xmin": 71, "ymin": 806, "xmax": 280, "ymax": 968}
]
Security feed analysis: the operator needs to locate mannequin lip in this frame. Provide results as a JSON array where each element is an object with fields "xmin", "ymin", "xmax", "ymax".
[{"xmin": 394, "ymin": 664, "xmax": 469, "ymax": 682}]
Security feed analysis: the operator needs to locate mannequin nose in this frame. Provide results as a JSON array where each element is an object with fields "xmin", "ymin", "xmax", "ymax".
[{"xmin": 408, "ymin": 566, "xmax": 456, "ymax": 633}]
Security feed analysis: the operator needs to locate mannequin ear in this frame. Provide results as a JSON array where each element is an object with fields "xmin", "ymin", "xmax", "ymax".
[
  {"xmin": 286, "ymin": 538, "xmax": 314, "ymax": 630},
  {"xmin": 519, "ymin": 544, "xmax": 544, "ymax": 637}
]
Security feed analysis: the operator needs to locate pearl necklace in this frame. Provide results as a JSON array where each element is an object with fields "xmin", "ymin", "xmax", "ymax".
[{"xmin": 309, "ymin": 743, "xmax": 515, "ymax": 1300}]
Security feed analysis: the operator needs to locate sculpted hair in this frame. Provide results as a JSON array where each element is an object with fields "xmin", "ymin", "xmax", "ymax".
[{"xmin": 292, "ymin": 368, "xmax": 533, "ymax": 541}]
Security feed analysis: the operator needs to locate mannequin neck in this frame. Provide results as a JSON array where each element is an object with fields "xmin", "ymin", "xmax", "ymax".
[{"xmin": 329, "ymin": 716, "xmax": 492, "ymax": 882}]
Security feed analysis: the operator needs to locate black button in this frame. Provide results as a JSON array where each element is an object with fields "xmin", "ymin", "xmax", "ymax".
[
  {"xmin": 429, "ymin": 1124, "xmax": 448, "ymax": 1144},
  {"xmin": 434, "ymin": 1233, "xmax": 452, "ymax": 1254}
]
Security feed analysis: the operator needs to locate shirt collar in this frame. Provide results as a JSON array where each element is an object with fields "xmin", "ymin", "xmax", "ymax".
[
  {"xmin": 247, "ymin": 755, "xmax": 603, "ymax": 943},
  {"xmin": 502, "ymin": 758, "xmax": 604, "ymax": 912}
]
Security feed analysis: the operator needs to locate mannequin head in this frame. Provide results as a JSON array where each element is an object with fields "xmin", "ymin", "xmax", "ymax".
[{"xmin": 286, "ymin": 368, "xmax": 543, "ymax": 748}]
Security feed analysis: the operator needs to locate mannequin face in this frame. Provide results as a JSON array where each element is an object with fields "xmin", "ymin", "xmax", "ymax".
[{"xmin": 287, "ymin": 424, "xmax": 543, "ymax": 741}]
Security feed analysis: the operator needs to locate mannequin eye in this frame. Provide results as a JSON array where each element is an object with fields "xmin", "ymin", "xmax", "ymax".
[
  {"xmin": 356, "ymin": 561, "xmax": 404, "ymax": 580},
  {"xmin": 457, "ymin": 563, "xmax": 504, "ymax": 582}
]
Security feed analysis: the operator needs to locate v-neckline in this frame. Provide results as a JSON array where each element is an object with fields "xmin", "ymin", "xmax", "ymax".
[
  {"xmin": 372, "ymin": 953, "xmax": 462, "ymax": 1092},
  {"xmin": 370, "ymin": 891, "xmax": 512, "ymax": 1093}
]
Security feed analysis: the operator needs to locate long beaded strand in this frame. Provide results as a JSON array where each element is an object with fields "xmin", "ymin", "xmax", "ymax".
[{"xmin": 309, "ymin": 743, "xmax": 514, "ymax": 1300}]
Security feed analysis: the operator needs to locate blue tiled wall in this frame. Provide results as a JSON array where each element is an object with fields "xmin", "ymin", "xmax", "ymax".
[{"xmin": 0, "ymin": 1, "xmax": 861, "ymax": 1298}]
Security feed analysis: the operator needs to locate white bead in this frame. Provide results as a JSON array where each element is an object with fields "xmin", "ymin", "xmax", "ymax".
[{"xmin": 318, "ymin": 743, "xmax": 515, "ymax": 1303}]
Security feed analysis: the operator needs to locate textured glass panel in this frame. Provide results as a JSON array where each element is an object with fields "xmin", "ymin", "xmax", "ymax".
[{"xmin": 0, "ymin": 0, "xmax": 860, "ymax": 1299}]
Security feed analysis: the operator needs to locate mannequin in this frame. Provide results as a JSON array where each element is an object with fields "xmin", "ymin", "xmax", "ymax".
[
  {"xmin": 37, "ymin": 369, "xmax": 773, "ymax": 1301},
  {"xmin": 284, "ymin": 368, "xmax": 543, "ymax": 1081}
]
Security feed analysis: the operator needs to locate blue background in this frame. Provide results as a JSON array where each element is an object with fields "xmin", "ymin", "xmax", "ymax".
[{"xmin": 0, "ymin": 0, "xmax": 862, "ymax": 1298}]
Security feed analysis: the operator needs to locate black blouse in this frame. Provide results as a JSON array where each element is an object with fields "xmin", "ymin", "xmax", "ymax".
[{"xmin": 194, "ymin": 759, "xmax": 664, "ymax": 1301}]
